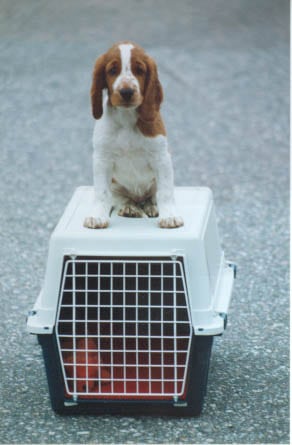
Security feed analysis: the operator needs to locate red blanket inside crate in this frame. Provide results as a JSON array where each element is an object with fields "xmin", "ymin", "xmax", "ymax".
[{"xmin": 63, "ymin": 337, "xmax": 187, "ymax": 400}]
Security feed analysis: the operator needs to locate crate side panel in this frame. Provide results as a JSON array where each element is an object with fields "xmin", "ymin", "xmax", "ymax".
[
  {"xmin": 203, "ymin": 205, "xmax": 224, "ymax": 299},
  {"xmin": 183, "ymin": 241, "xmax": 211, "ymax": 314}
]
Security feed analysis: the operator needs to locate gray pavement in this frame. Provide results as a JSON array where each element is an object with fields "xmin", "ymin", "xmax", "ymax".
[{"xmin": 0, "ymin": 0, "xmax": 289, "ymax": 443}]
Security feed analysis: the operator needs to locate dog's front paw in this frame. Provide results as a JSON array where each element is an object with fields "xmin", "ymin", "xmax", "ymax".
[
  {"xmin": 118, "ymin": 204, "xmax": 145, "ymax": 218},
  {"xmin": 159, "ymin": 216, "xmax": 184, "ymax": 229},
  {"xmin": 143, "ymin": 202, "xmax": 159, "ymax": 218},
  {"xmin": 83, "ymin": 216, "xmax": 109, "ymax": 229}
]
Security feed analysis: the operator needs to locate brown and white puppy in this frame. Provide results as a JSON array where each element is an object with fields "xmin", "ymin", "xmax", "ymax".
[{"xmin": 84, "ymin": 41, "xmax": 183, "ymax": 229}]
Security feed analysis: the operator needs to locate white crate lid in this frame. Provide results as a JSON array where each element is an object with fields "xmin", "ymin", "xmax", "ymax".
[{"xmin": 54, "ymin": 186, "xmax": 214, "ymax": 240}]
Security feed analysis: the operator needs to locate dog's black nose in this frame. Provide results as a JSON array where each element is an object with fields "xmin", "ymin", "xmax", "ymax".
[{"xmin": 119, "ymin": 88, "xmax": 135, "ymax": 101}]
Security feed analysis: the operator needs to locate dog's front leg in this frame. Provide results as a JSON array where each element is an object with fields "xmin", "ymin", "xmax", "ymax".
[
  {"xmin": 154, "ymin": 151, "xmax": 184, "ymax": 229},
  {"xmin": 84, "ymin": 155, "xmax": 112, "ymax": 229}
]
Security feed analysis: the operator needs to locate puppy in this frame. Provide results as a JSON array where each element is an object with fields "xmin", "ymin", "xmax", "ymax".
[{"xmin": 84, "ymin": 41, "xmax": 183, "ymax": 229}]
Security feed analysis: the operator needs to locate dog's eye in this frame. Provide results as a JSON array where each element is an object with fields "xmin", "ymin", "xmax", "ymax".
[
  {"xmin": 135, "ymin": 66, "xmax": 145, "ymax": 76},
  {"xmin": 107, "ymin": 66, "xmax": 118, "ymax": 76}
]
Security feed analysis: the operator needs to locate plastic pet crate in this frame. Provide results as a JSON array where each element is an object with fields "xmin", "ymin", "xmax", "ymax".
[{"xmin": 27, "ymin": 186, "xmax": 235, "ymax": 416}]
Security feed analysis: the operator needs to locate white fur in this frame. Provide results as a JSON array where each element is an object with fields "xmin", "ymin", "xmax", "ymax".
[
  {"xmin": 113, "ymin": 44, "xmax": 140, "ymax": 93},
  {"xmin": 84, "ymin": 44, "xmax": 183, "ymax": 229}
]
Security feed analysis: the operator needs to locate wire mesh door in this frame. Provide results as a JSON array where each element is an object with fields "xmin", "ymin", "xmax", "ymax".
[{"xmin": 56, "ymin": 257, "xmax": 193, "ymax": 400}]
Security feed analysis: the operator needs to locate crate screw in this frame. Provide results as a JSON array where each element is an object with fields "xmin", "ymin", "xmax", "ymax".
[
  {"xmin": 226, "ymin": 261, "xmax": 237, "ymax": 279},
  {"xmin": 28, "ymin": 310, "xmax": 37, "ymax": 316}
]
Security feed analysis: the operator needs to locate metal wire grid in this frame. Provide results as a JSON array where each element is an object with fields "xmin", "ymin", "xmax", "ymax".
[{"xmin": 56, "ymin": 258, "xmax": 192, "ymax": 399}]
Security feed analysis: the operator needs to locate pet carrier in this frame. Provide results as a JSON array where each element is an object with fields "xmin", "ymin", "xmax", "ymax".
[{"xmin": 27, "ymin": 186, "xmax": 235, "ymax": 416}]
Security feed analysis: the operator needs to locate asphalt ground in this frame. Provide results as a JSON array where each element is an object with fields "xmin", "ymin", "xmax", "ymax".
[{"xmin": 0, "ymin": 0, "xmax": 289, "ymax": 443}]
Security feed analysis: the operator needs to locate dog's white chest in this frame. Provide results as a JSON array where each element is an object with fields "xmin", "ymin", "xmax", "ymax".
[
  {"xmin": 92, "ymin": 105, "xmax": 167, "ymax": 201},
  {"xmin": 112, "ymin": 144, "xmax": 155, "ymax": 198}
]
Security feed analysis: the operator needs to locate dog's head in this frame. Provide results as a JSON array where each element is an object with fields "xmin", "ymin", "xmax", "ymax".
[{"xmin": 91, "ymin": 41, "xmax": 163, "ymax": 122}]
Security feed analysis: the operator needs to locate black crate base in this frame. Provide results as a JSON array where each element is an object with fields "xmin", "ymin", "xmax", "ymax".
[{"xmin": 38, "ymin": 334, "xmax": 213, "ymax": 417}]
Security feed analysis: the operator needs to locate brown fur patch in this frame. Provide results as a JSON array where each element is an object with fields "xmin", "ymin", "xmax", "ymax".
[
  {"xmin": 137, "ymin": 112, "xmax": 166, "ymax": 137},
  {"xmin": 91, "ymin": 54, "xmax": 107, "ymax": 119}
]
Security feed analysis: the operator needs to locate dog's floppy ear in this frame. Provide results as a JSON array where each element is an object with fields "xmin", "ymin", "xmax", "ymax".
[
  {"xmin": 91, "ymin": 54, "xmax": 106, "ymax": 119},
  {"xmin": 138, "ymin": 56, "xmax": 163, "ymax": 123}
]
